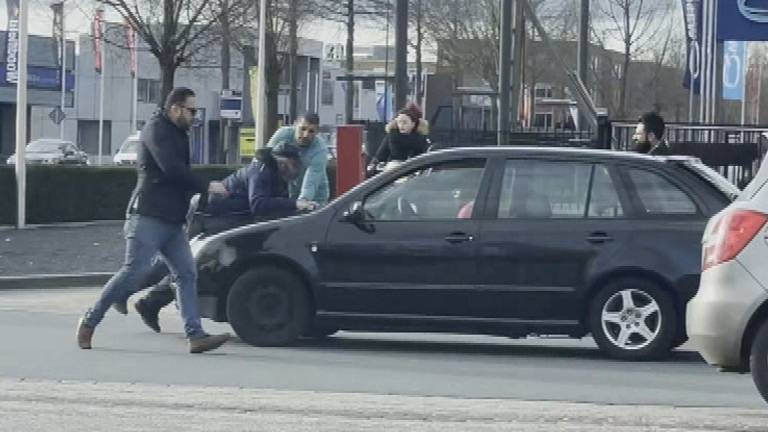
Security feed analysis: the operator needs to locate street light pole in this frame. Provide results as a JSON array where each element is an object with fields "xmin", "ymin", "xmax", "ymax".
[
  {"xmin": 577, "ymin": 0, "xmax": 589, "ymax": 130},
  {"xmin": 394, "ymin": 0, "xmax": 408, "ymax": 110},
  {"xmin": 15, "ymin": 0, "xmax": 29, "ymax": 228},
  {"xmin": 255, "ymin": 0, "xmax": 267, "ymax": 146},
  {"xmin": 58, "ymin": 1, "xmax": 66, "ymax": 140},
  {"xmin": 498, "ymin": 0, "xmax": 512, "ymax": 146}
]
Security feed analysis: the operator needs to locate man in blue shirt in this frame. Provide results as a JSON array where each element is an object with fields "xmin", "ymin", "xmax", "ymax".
[{"xmin": 268, "ymin": 112, "xmax": 330, "ymax": 205}]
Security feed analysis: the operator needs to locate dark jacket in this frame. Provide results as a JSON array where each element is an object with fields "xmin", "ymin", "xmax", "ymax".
[
  {"xmin": 213, "ymin": 151, "xmax": 297, "ymax": 220},
  {"xmin": 127, "ymin": 113, "xmax": 207, "ymax": 225},
  {"xmin": 373, "ymin": 119, "xmax": 431, "ymax": 164},
  {"xmin": 648, "ymin": 141, "xmax": 672, "ymax": 156}
]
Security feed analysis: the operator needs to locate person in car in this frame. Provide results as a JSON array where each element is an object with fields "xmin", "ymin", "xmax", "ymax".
[
  {"xmin": 368, "ymin": 102, "xmax": 431, "ymax": 174},
  {"xmin": 120, "ymin": 144, "xmax": 318, "ymax": 333}
]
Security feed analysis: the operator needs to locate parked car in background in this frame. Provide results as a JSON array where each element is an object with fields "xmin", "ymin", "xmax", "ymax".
[
  {"xmin": 6, "ymin": 139, "xmax": 88, "ymax": 165},
  {"xmin": 113, "ymin": 133, "xmax": 141, "ymax": 165},
  {"xmin": 190, "ymin": 147, "xmax": 738, "ymax": 360},
  {"xmin": 687, "ymin": 152, "xmax": 768, "ymax": 404}
]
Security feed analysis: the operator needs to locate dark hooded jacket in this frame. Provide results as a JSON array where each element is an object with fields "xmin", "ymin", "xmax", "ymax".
[
  {"xmin": 208, "ymin": 148, "xmax": 298, "ymax": 220},
  {"xmin": 372, "ymin": 119, "xmax": 431, "ymax": 164}
]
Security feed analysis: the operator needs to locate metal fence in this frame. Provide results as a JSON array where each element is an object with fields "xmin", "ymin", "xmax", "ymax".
[
  {"xmin": 360, "ymin": 121, "xmax": 768, "ymax": 188},
  {"xmin": 612, "ymin": 122, "xmax": 768, "ymax": 188}
]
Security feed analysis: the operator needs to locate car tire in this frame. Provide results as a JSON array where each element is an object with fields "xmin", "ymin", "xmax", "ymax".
[
  {"xmin": 589, "ymin": 277, "xmax": 677, "ymax": 361},
  {"xmin": 226, "ymin": 267, "xmax": 310, "ymax": 347},
  {"xmin": 749, "ymin": 320, "xmax": 768, "ymax": 404}
]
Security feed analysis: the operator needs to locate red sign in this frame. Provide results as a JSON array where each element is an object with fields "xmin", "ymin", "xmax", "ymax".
[
  {"xmin": 124, "ymin": 19, "xmax": 137, "ymax": 77},
  {"xmin": 93, "ymin": 8, "xmax": 104, "ymax": 73}
]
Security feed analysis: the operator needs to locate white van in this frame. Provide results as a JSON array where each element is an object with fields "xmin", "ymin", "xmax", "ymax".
[{"xmin": 113, "ymin": 133, "xmax": 141, "ymax": 165}]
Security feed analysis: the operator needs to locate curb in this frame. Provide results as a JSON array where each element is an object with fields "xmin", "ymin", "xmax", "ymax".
[
  {"xmin": 0, "ymin": 272, "xmax": 112, "ymax": 290},
  {"xmin": 0, "ymin": 220, "xmax": 124, "ymax": 231}
]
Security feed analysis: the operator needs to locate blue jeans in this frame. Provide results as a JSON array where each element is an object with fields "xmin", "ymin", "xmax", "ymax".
[{"xmin": 83, "ymin": 215, "xmax": 207, "ymax": 339}]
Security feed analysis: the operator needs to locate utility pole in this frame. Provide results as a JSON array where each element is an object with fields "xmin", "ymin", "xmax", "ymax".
[
  {"xmin": 15, "ymin": 0, "xmax": 29, "ymax": 228},
  {"xmin": 510, "ymin": 0, "xmax": 523, "ymax": 130},
  {"xmin": 394, "ymin": 0, "xmax": 408, "ymax": 110},
  {"xmin": 498, "ymin": 0, "xmax": 513, "ymax": 145},
  {"xmin": 345, "ymin": 0, "xmax": 354, "ymax": 123},
  {"xmin": 577, "ymin": 0, "xmax": 589, "ymax": 130},
  {"xmin": 288, "ymin": 0, "xmax": 298, "ymax": 123}
]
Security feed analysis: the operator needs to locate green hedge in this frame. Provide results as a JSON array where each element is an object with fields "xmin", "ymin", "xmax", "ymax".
[{"xmin": 0, "ymin": 162, "xmax": 337, "ymax": 225}]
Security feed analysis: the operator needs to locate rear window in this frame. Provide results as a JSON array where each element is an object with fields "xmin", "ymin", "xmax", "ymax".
[{"xmin": 681, "ymin": 161, "xmax": 740, "ymax": 202}]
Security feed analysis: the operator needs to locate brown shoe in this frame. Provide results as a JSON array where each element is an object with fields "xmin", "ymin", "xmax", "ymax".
[
  {"xmin": 189, "ymin": 333, "xmax": 230, "ymax": 354},
  {"xmin": 76, "ymin": 318, "xmax": 94, "ymax": 349}
]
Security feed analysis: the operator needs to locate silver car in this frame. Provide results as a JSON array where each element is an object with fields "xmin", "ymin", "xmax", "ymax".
[
  {"xmin": 6, "ymin": 138, "xmax": 89, "ymax": 165},
  {"xmin": 687, "ymin": 153, "xmax": 768, "ymax": 404}
]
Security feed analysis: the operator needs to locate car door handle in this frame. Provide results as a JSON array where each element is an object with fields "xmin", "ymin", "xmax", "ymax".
[
  {"xmin": 586, "ymin": 232, "xmax": 614, "ymax": 244},
  {"xmin": 445, "ymin": 233, "xmax": 474, "ymax": 244}
]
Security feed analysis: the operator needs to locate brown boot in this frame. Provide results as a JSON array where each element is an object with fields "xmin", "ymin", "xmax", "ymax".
[
  {"xmin": 189, "ymin": 333, "xmax": 230, "ymax": 354},
  {"xmin": 76, "ymin": 318, "xmax": 94, "ymax": 349}
]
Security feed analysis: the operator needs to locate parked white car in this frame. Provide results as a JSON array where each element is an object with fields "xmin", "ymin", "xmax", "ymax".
[
  {"xmin": 687, "ymin": 152, "xmax": 768, "ymax": 404},
  {"xmin": 113, "ymin": 134, "xmax": 141, "ymax": 165}
]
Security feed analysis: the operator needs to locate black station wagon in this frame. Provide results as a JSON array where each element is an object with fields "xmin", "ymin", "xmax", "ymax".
[{"xmin": 190, "ymin": 147, "xmax": 738, "ymax": 360}]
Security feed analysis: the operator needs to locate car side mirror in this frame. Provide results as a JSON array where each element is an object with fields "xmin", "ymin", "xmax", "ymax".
[{"xmin": 342, "ymin": 201, "xmax": 365, "ymax": 223}]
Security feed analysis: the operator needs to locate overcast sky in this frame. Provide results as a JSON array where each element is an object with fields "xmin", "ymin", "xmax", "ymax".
[{"xmin": 1, "ymin": 1, "xmax": 392, "ymax": 48}]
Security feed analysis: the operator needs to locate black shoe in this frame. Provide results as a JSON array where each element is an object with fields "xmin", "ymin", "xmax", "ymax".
[
  {"xmin": 134, "ymin": 300, "xmax": 161, "ymax": 333},
  {"xmin": 112, "ymin": 300, "xmax": 128, "ymax": 315},
  {"xmin": 189, "ymin": 333, "xmax": 230, "ymax": 354}
]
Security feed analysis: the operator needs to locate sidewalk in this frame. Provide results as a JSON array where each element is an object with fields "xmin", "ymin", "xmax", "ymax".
[
  {"xmin": 0, "ymin": 221, "xmax": 124, "ymax": 287},
  {"xmin": 1, "ymin": 378, "xmax": 766, "ymax": 431}
]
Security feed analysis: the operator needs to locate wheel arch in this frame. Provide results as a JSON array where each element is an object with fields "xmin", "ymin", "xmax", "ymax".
[{"xmin": 218, "ymin": 253, "xmax": 317, "ymax": 323}]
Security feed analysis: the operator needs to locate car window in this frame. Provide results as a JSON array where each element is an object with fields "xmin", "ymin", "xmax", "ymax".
[
  {"xmin": 498, "ymin": 160, "xmax": 591, "ymax": 219},
  {"xmin": 627, "ymin": 168, "xmax": 697, "ymax": 215},
  {"xmin": 27, "ymin": 141, "xmax": 62, "ymax": 152},
  {"xmin": 121, "ymin": 139, "xmax": 140, "ymax": 153},
  {"xmin": 681, "ymin": 160, "xmax": 739, "ymax": 201},
  {"xmin": 363, "ymin": 159, "xmax": 485, "ymax": 221},
  {"xmin": 588, "ymin": 165, "xmax": 624, "ymax": 218}
]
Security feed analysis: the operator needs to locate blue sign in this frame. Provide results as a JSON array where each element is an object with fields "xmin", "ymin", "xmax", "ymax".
[
  {"xmin": 682, "ymin": 0, "xmax": 702, "ymax": 94},
  {"xmin": 0, "ymin": 64, "xmax": 75, "ymax": 91},
  {"xmin": 723, "ymin": 40, "xmax": 747, "ymax": 101},
  {"xmin": 718, "ymin": 0, "xmax": 768, "ymax": 41}
]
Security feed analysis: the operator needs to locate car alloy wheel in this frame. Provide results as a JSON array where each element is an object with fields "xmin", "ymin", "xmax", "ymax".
[
  {"xmin": 589, "ymin": 277, "xmax": 677, "ymax": 360},
  {"xmin": 601, "ymin": 288, "xmax": 661, "ymax": 351}
]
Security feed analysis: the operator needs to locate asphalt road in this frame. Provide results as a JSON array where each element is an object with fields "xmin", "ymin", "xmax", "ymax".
[{"xmin": 1, "ymin": 287, "xmax": 766, "ymax": 431}]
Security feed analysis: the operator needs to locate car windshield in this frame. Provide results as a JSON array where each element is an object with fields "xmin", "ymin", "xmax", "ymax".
[
  {"xmin": 681, "ymin": 161, "xmax": 740, "ymax": 201},
  {"xmin": 120, "ymin": 140, "xmax": 140, "ymax": 153},
  {"xmin": 26, "ymin": 141, "xmax": 64, "ymax": 153}
]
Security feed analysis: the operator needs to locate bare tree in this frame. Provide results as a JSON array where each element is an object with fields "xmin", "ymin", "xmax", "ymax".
[
  {"xmin": 593, "ymin": 0, "xmax": 673, "ymax": 118},
  {"xmin": 87, "ymin": 0, "xmax": 250, "ymax": 103},
  {"xmin": 311, "ymin": 0, "xmax": 390, "ymax": 122}
]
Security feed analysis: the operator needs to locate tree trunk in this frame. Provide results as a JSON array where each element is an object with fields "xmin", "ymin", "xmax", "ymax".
[
  {"xmin": 220, "ymin": 0, "xmax": 231, "ymax": 90},
  {"xmin": 345, "ymin": 0, "xmax": 354, "ymax": 123},
  {"xmin": 620, "ymin": 50, "xmax": 630, "ymax": 119},
  {"xmin": 159, "ymin": 0, "xmax": 176, "ymax": 105},
  {"xmin": 220, "ymin": 0, "xmax": 232, "ymax": 164},
  {"xmin": 160, "ymin": 56, "xmax": 177, "ymax": 108},
  {"xmin": 265, "ymin": 30, "xmax": 280, "ymax": 141},
  {"xmin": 288, "ymin": 0, "xmax": 299, "ymax": 123}
]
